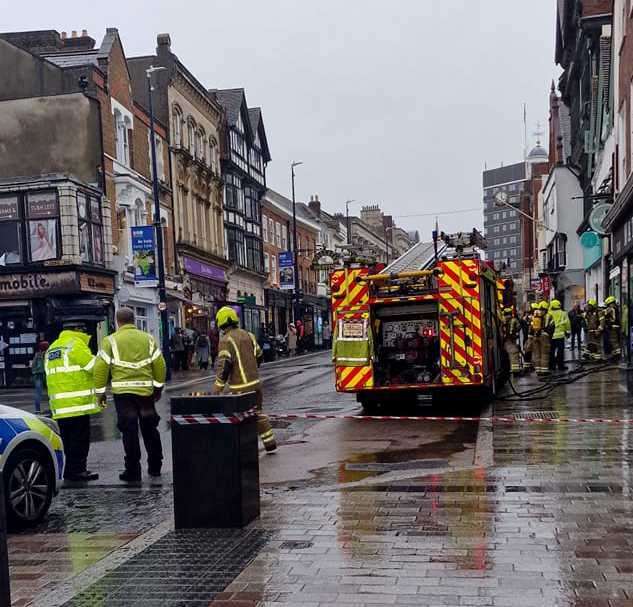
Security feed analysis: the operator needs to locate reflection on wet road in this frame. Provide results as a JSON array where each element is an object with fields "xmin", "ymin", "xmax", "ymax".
[{"xmin": 8, "ymin": 353, "xmax": 633, "ymax": 605}]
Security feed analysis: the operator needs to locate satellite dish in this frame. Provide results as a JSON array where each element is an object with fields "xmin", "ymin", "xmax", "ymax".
[{"xmin": 588, "ymin": 202, "xmax": 611, "ymax": 236}]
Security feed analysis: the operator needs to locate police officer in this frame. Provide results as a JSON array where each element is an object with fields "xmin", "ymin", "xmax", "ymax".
[
  {"xmin": 547, "ymin": 299, "xmax": 571, "ymax": 371},
  {"xmin": 603, "ymin": 295, "xmax": 621, "ymax": 358},
  {"xmin": 502, "ymin": 307, "xmax": 521, "ymax": 375},
  {"xmin": 583, "ymin": 299, "xmax": 603, "ymax": 360},
  {"xmin": 44, "ymin": 320, "xmax": 101, "ymax": 481},
  {"xmin": 531, "ymin": 301, "xmax": 551, "ymax": 375},
  {"xmin": 94, "ymin": 307, "xmax": 167, "ymax": 482},
  {"xmin": 212, "ymin": 306, "xmax": 277, "ymax": 453}
]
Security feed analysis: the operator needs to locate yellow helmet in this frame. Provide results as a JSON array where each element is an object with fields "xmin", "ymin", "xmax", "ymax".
[
  {"xmin": 503, "ymin": 307, "xmax": 513, "ymax": 314},
  {"xmin": 216, "ymin": 306, "xmax": 239, "ymax": 329},
  {"xmin": 587, "ymin": 299, "xmax": 597, "ymax": 307},
  {"xmin": 550, "ymin": 299, "xmax": 561, "ymax": 310},
  {"xmin": 605, "ymin": 295, "xmax": 616, "ymax": 305},
  {"xmin": 530, "ymin": 303, "xmax": 539, "ymax": 311},
  {"xmin": 539, "ymin": 301, "xmax": 550, "ymax": 310}
]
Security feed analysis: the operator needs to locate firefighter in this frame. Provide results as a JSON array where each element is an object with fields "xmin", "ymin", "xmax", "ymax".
[
  {"xmin": 44, "ymin": 320, "xmax": 101, "ymax": 482},
  {"xmin": 602, "ymin": 295, "xmax": 621, "ymax": 358},
  {"xmin": 547, "ymin": 299, "xmax": 571, "ymax": 371},
  {"xmin": 531, "ymin": 301, "xmax": 552, "ymax": 375},
  {"xmin": 583, "ymin": 299, "xmax": 603, "ymax": 360},
  {"xmin": 522, "ymin": 303, "xmax": 538, "ymax": 372},
  {"xmin": 502, "ymin": 307, "xmax": 521, "ymax": 375},
  {"xmin": 212, "ymin": 306, "xmax": 277, "ymax": 453},
  {"xmin": 94, "ymin": 307, "xmax": 167, "ymax": 482}
]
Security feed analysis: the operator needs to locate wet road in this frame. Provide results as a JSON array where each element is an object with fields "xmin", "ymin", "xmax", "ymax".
[{"xmin": 7, "ymin": 352, "xmax": 633, "ymax": 606}]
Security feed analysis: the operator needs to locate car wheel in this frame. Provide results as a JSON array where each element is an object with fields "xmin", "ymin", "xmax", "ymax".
[{"xmin": 4, "ymin": 447, "xmax": 54, "ymax": 529}]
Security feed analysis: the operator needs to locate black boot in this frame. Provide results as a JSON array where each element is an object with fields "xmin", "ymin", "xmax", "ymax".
[{"xmin": 119, "ymin": 469, "xmax": 142, "ymax": 482}]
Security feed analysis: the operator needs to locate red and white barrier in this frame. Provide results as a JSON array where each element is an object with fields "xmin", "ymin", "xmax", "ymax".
[{"xmin": 172, "ymin": 410, "xmax": 257, "ymax": 425}]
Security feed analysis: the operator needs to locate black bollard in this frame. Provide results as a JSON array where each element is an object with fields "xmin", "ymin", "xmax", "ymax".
[
  {"xmin": 0, "ymin": 476, "xmax": 10, "ymax": 607},
  {"xmin": 171, "ymin": 392, "xmax": 260, "ymax": 529}
]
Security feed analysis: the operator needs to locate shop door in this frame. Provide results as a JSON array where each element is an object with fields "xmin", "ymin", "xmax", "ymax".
[{"xmin": 0, "ymin": 307, "xmax": 36, "ymax": 387}]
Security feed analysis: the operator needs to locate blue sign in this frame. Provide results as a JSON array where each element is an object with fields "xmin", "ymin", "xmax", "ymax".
[
  {"xmin": 279, "ymin": 251, "xmax": 294, "ymax": 291},
  {"xmin": 131, "ymin": 226, "xmax": 158, "ymax": 287}
]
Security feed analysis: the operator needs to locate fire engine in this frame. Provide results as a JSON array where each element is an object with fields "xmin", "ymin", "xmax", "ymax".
[{"xmin": 330, "ymin": 230, "xmax": 511, "ymax": 411}]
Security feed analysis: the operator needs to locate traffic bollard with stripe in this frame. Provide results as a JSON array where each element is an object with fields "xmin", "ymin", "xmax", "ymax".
[
  {"xmin": 170, "ymin": 392, "xmax": 259, "ymax": 529},
  {"xmin": 0, "ymin": 475, "xmax": 10, "ymax": 607}
]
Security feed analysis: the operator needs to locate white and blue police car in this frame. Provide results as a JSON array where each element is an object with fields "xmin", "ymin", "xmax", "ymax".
[{"xmin": 0, "ymin": 405, "xmax": 64, "ymax": 528}]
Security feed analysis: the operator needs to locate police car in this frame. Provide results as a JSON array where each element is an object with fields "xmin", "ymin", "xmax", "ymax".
[{"xmin": 0, "ymin": 405, "xmax": 64, "ymax": 528}]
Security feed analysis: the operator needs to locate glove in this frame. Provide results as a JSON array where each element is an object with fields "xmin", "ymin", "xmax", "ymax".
[
  {"xmin": 153, "ymin": 388, "xmax": 163, "ymax": 402},
  {"xmin": 565, "ymin": 333, "xmax": 570, "ymax": 339},
  {"xmin": 97, "ymin": 393, "xmax": 108, "ymax": 409}
]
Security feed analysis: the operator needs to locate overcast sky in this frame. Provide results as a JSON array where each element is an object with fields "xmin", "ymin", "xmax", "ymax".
[{"xmin": 4, "ymin": 0, "xmax": 558, "ymax": 238}]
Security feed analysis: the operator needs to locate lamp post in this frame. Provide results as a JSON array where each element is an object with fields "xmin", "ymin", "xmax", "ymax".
[
  {"xmin": 345, "ymin": 199, "xmax": 355, "ymax": 245},
  {"xmin": 291, "ymin": 161, "xmax": 303, "ymax": 323},
  {"xmin": 146, "ymin": 65, "xmax": 171, "ymax": 377}
]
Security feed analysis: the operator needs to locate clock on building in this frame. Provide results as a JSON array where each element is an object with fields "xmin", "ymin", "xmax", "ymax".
[{"xmin": 494, "ymin": 191, "xmax": 509, "ymax": 206}]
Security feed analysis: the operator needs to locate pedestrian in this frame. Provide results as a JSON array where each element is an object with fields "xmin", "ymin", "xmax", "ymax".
[
  {"xmin": 296, "ymin": 320, "xmax": 305, "ymax": 353},
  {"xmin": 569, "ymin": 303, "xmax": 583, "ymax": 351},
  {"xmin": 185, "ymin": 329, "xmax": 195, "ymax": 369},
  {"xmin": 44, "ymin": 321, "xmax": 101, "ymax": 482},
  {"xmin": 547, "ymin": 299, "xmax": 571, "ymax": 371},
  {"xmin": 171, "ymin": 328, "xmax": 186, "ymax": 371},
  {"xmin": 583, "ymin": 299, "xmax": 603, "ymax": 360},
  {"xmin": 31, "ymin": 339, "xmax": 48, "ymax": 414},
  {"xmin": 531, "ymin": 301, "xmax": 552, "ymax": 376},
  {"xmin": 208, "ymin": 322, "xmax": 219, "ymax": 366},
  {"xmin": 323, "ymin": 321, "xmax": 332, "ymax": 349},
  {"xmin": 212, "ymin": 306, "xmax": 277, "ymax": 453},
  {"xmin": 94, "ymin": 307, "xmax": 166, "ymax": 482},
  {"xmin": 602, "ymin": 295, "xmax": 621, "ymax": 358},
  {"xmin": 286, "ymin": 322, "xmax": 298, "ymax": 357},
  {"xmin": 196, "ymin": 332, "xmax": 210, "ymax": 370},
  {"xmin": 502, "ymin": 307, "xmax": 521, "ymax": 375}
]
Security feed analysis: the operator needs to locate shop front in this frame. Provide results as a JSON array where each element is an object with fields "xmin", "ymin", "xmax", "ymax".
[
  {"xmin": 227, "ymin": 269, "xmax": 265, "ymax": 336},
  {"xmin": 264, "ymin": 288, "xmax": 292, "ymax": 337},
  {"xmin": 0, "ymin": 267, "xmax": 115, "ymax": 387},
  {"xmin": 182, "ymin": 256, "xmax": 228, "ymax": 334},
  {"xmin": 298, "ymin": 294, "xmax": 330, "ymax": 349},
  {"xmin": 612, "ymin": 220, "xmax": 633, "ymax": 363}
]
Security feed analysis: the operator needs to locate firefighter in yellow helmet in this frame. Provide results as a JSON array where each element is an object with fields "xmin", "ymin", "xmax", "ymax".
[
  {"xmin": 212, "ymin": 306, "xmax": 277, "ymax": 452},
  {"xmin": 522, "ymin": 303, "xmax": 539, "ymax": 372},
  {"xmin": 547, "ymin": 299, "xmax": 571, "ymax": 371},
  {"xmin": 502, "ymin": 307, "xmax": 521, "ymax": 375},
  {"xmin": 583, "ymin": 299, "xmax": 603, "ymax": 360},
  {"xmin": 530, "ymin": 300, "xmax": 552, "ymax": 375},
  {"xmin": 602, "ymin": 295, "xmax": 621, "ymax": 359}
]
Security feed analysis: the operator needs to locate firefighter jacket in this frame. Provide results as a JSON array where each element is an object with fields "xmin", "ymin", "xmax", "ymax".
[
  {"xmin": 503, "ymin": 317, "xmax": 520, "ymax": 341},
  {"xmin": 603, "ymin": 305, "xmax": 620, "ymax": 331},
  {"xmin": 332, "ymin": 318, "xmax": 373, "ymax": 367},
  {"xmin": 547, "ymin": 309, "xmax": 571, "ymax": 340},
  {"xmin": 585, "ymin": 309, "xmax": 601, "ymax": 332},
  {"xmin": 214, "ymin": 327, "xmax": 263, "ymax": 393},
  {"xmin": 44, "ymin": 330, "xmax": 100, "ymax": 420},
  {"xmin": 529, "ymin": 309, "xmax": 547, "ymax": 335},
  {"xmin": 94, "ymin": 324, "xmax": 166, "ymax": 397}
]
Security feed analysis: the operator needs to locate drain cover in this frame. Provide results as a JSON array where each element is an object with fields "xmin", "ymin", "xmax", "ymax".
[
  {"xmin": 345, "ymin": 458, "xmax": 448, "ymax": 472},
  {"xmin": 280, "ymin": 540, "xmax": 313, "ymax": 550},
  {"xmin": 513, "ymin": 411, "xmax": 559, "ymax": 420}
]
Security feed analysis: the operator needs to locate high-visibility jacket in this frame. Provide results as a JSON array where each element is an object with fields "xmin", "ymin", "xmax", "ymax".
[
  {"xmin": 503, "ymin": 317, "xmax": 520, "ymax": 341},
  {"xmin": 214, "ymin": 327, "xmax": 262, "ymax": 392},
  {"xmin": 332, "ymin": 318, "xmax": 373, "ymax": 367},
  {"xmin": 547, "ymin": 309, "xmax": 571, "ymax": 340},
  {"xmin": 44, "ymin": 330, "xmax": 100, "ymax": 420},
  {"xmin": 94, "ymin": 324, "xmax": 166, "ymax": 397}
]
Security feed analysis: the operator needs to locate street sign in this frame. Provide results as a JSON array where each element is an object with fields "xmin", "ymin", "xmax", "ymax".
[
  {"xmin": 588, "ymin": 202, "xmax": 611, "ymax": 236},
  {"xmin": 131, "ymin": 226, "xmax": 158, "ymax": 287},
  {"xmin": 158, "ymin": 301, "xmax": 167, "ymax": 311},
  {"xmin": 279, "ymin": 251, "xmax": 294, "ymax": 291}
]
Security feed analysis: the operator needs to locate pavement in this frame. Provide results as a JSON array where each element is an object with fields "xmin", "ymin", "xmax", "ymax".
[{"xmin": 5, "ymin": 350, "xmax": 633, "ymax": 606}]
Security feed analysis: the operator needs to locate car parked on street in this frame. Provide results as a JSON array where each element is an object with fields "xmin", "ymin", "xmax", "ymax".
[{"xmin": 0, "ymin": 405, "xmax": 64, "ymax": 529}]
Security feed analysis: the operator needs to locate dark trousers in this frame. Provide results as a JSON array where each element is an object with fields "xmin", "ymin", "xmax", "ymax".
[
  {"xmin": 571, "ymin": 328, "xmax": 582, "ymax": 349},
  {"xmin": 550, "ymin": 338, "xmax": 566, "ymax": 370},
  {"xmin": 58, "ymin": 415, "xmax": 90, "ymax": 478},
  {"xmin": 173, "ymin": 350, "xmax": 188, "ymax": 371},
  {"xmin": 114, "ymin": 394, "xmax": 163, "ymax": 474}
]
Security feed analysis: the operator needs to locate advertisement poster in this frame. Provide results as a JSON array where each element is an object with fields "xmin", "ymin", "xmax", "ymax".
[
  {"xmin": 131, "ymin": 226, "xmax": 157, "ymax": 287},
  {"xmin": 279, "ymin": 251, "xmax": 294, "ymax": 290},
  {"xmin": 0, "ymin": 196, "xmax": 21, "ymax": 265}
]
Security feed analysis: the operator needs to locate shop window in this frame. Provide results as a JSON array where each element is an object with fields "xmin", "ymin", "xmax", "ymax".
[
  {"xmin": 0, "ymin": 194, "xmax": 22, "ymax": 264},
  {"xmin": 135, "ymin": 306, "xmax": 149, "ymax": 332},
  {"xmin": 27, "ymin": 191, "xmax": 59, "ymax": 262},
  {"xmin": 77, "ymin": 192, "xmax": 104, "ymax": 265}
]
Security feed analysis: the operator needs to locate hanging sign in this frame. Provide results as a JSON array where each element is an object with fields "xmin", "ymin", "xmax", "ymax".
[
  {"xmin": 279, "ymin": 251, "xmax": 295, "ymax": 291},
  {"xmin": 131, "ymin": 226, "xmax": 158, "ymax": 287}
]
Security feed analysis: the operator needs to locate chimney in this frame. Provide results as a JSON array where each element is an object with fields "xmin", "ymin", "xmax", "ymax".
[
  {"xmin": 61, "ymin": 31, "xmax": 67, "ymax": 39},
  {"xmin": 82, "ymin": 29, "xmax": 88, "ymax": 37},
  {"xmin": 71, "ymin": 30, "xmax": 77, "ymax": 37},
  {"xmin": 157, "ymin": 33, "xmax": 171, "ymax": 55},
  {"xmin": 308, "ymin": 195, "xmax": 321, "ymax": 216}
]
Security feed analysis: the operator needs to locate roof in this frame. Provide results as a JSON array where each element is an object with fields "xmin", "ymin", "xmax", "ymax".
[
  {"xmin": 263, "ymin": 189, "xmax": 321, "ymax": 232},
  {"xmin": 41, "ymin": 49, "xmax": 99, "ymax": 67},
  {"xmin": 248, "ymin": 107, "xmax": 271, "ymax": 162},
  {"xmin": 210, "ymin": 88, "xmax": 245, "ymax": 126},
  {"xmin": 384, "ymin": 240, "xmax": 445, "ymax": 273},
  {"xmin": 527, "ymin": 144, "xmax": 548, "ymax": 160}
]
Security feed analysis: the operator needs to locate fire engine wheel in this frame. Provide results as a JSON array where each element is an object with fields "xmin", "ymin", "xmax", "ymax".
[
  {"xmin": 496, "ymin": 349, "xmax": 511, "ymax": 391},
  {"xmin": 359, "ymin": 396, "xmax": 381, "ymax": 415}
]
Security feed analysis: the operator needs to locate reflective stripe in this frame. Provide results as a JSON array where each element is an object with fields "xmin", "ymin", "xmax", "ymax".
[
  {"xmin": 150, "ymin": 348, "xmax": 162, "ymax": 362},
  {"xmin": 111, "ymin": 380, "xmax": 154, "ymax": 388},
  {"xmin": 229, "ymin": 379, "xmax": 261, "ymax": 390},
  {"xmin": 336, "ymin": 357, "xmax": 370, "ymax": 362},
  {"xmin": 95, "ymin": 387, "xmax": 107, "ymax": 394},
  {"xmin": 46, "ymin": 365, "xmax": 82, "ymax": 375},
  {"xmin": 83, "ymin": 357, "xmax": 96, "ymax": 372},
  {"xmin": 53, "ymin": 403, "xmax": 99, "ymax": 415},
  {"xmin": 109, "ymin": 335, "xmax": 153, "ymax": 368},
  {"xmin": 218, "ymin": 350, "xmax": 232, "ymax": 359},
  {"xmin": 214, "ymin": 379, "xmax": 225, "ymax": 388},
  {"xmin": 98, "ymin": 350, "xmax": 112, "ymax": 364},
  {"xmin": 152, "ymin": 380, "xmax": 164, "ymax": 388},
  {"xmin": 49, "ymin": 388, "xmax": 95, "ymax": 401},
  {"xmin": 227, "ymin": 336, "xmax": 248, "ymax": 384}
]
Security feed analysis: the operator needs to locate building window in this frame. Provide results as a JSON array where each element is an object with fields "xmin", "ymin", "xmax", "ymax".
[
  {"xmin": 0, "ymin": 194, "xmax": 22, "ymax": 264},
  {"xmin": 262, "ymin": 215, "xmax": 268, "ymax": 242},
  {"xmin": 209, "ymin": 137, "xmax": 218, "ymax": 172},
  {"xmin": 270, "ymin": 253, "xmax": 277, "ymax": 285},
  {"xmin": 172, "ymin": 105, "xmax": 183, "ymax": 147},
  {"xmin": 226, "ymin": 226, "xmax": 245, "ymax": 266},
  {"xmin": 281, "ymin": 224, "xmax": 287, "ymax": 250},
  {"xmin": 264, "ymin": 252, "xmax": 270, "ymax": 273},
  {"xmin": 196, "ymin": 127, "xmax": 205, "ymax": 161},
  {"xmin": 135, "ymin": 306, "xmax": 148, "ymax": 332},
  {"xmin": 187, "ymin": 119, "xmax": 196, "ymax": 155},
  {"xmin": 269, "ymin": 218, "xmax": 275, "ymax": 246},
  {"xmin": 245, "ymin": 187, "xmax": 260, "ymax": 222},
  {"xmin": 224, "ymin": 174, "xmax": 244, "ymax": 213},
  {"xmin": 245, "ymin": 235, "xmax": 262, "ymax": 272},
  {"xmin": 77, "ymin": 191, "xmax": 104, "ymax": 264},
  {"xmin": 27, "ymin": 192, "xmax": 60, "ymax": 263},
  {"xmin": 114, "ymin": 109, "xmax": 131, "ymax": 166},
  {"xmin": 275, "ymin": 222, "xmax": 281, "ymax": 247},
  {"xmin": 134, "ymin": 198, "xmax": 146, "ymax": 227}
]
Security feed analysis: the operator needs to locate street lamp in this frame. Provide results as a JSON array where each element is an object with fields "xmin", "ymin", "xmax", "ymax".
[
  {"xmin": 291, "ymin": 161, "xmax": 303, "ymax": 323},
  {"xmin": 384, "ymin": 225, "xmax": 393, "ymax": 265},
  {"xmin": 146, "ymin": 65, "xmax": 171, "ymax": 376},
  {"xmin": 345, "ymin": 200, "xmax": 355, "ymax": 245}
]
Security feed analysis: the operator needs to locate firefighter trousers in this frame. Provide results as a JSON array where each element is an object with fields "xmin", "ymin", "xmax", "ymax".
[
  {"xmin": 532, "ymin": 333, "xmax": 551, "ymax": 375},
  {"xmin": 504, "ymin": 339, "xmax": 521, "ymax": 374},
  {"xmin": 583, "ymin": 330, "xmax": 603, "ymax": 360},
  {"xmin": 255, "ymin": 389, "xmax": 277, "ymax": 452},
  {"xmin": 523, "ymin": 336, "xmax": 534, "ymax": 370}
]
